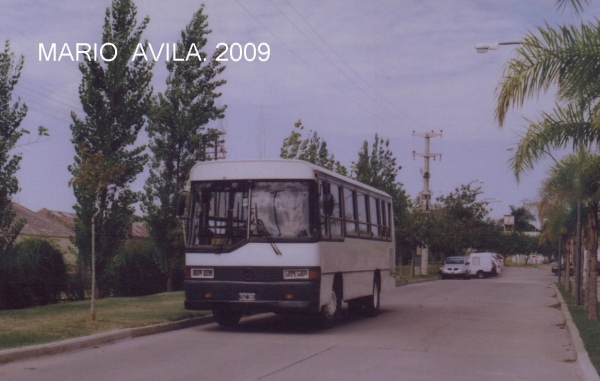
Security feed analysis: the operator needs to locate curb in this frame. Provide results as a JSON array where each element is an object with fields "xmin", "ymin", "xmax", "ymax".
[
  {"xmin": 0, "ymin": 315, "xmax": 214, "ymax": 365},
  {"xmin": 552, "ymin": 284, "xmax": 600, "ymax": 381}
]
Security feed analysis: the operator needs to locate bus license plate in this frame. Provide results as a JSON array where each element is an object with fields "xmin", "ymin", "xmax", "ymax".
[{"xmin": 239, "ymin": 293, "xmax": 255, "ymax": 301}]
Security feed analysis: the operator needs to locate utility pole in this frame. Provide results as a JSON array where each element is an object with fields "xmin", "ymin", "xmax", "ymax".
[{"xmin": 412, "ymin": 130, "xmax": 442, "ymax": 275}]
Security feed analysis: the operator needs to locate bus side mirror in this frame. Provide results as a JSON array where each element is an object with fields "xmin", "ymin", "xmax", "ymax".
[
  {"xmin": 323, "ymin": 194, "xmax": 334, "ymax": 216},
  {"xmin": 177, "ymin": 191, "xmax": 189, "ymax": 218}
]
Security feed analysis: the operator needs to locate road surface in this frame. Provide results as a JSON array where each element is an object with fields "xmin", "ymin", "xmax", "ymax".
[{"xmin": 0, "ymin": 266, "xmax": 578, "ymax": 381}]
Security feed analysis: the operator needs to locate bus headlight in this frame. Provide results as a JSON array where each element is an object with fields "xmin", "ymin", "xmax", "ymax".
[
  {"xmin": 190, "ymin": 268, "xmax": 214, "ymax": 279},
  {"xmin": 283, "ymin": 269, "xmax": 308, "ymax": 279},
  {"xmin": 283, "ymin": 268, "xmax": 320, "ymax": 280}
]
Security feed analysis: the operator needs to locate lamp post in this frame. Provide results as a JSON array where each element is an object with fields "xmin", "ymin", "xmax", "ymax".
[
  {"xmin": 475, "ymin": 41, "xmax": 522, "ymax": 53},
  {"xmin": 481, "ymin": 198, "xmax": 502, "ymax": 203}
]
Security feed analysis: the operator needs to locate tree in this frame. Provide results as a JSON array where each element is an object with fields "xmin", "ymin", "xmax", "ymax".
[
  {"xmin": 427, "ymin": 184, "xmax": 500, "ymax": 257},
  {"xmin": 508, "ymin": 205, "xmax": 537, "ymax": 233},
  {"xmin": 496, "ymin": 21, "xmax": 600, "ymax": 128},
  {"xmin": 351, "ymin": 134, "xmax": 410, "ymax": 263},
  {"xmin": 143, "ymin": 5, "xmax": 227, "ymax": 292},
  {"xmin": 280, "ymin": 120, "xmax": 347, "ymax": 175},
  {"xmin": 539, "ymin": 150, "xmax": 599, "ymax": 320},
  {"xmin": 69, "ymin": 0, "xmax": 153, "ymax": 297},
  {"xmin": 0, "ymin": 40, "xmax": 27, "ymax": 255},
  {"xmin": 494, "ymin": 0, "xmax": 600, "ymax": 320}
]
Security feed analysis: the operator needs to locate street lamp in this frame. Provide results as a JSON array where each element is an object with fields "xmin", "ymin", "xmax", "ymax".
[
  {"xmin": 481, "ymin": 198, "xmax": 502, "ymax": 203},
  {"xmin": 475, "ymin": 41, "xmax": 521, "ymax": 53}
]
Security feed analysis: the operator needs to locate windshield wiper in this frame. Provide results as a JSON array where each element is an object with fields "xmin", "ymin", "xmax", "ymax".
[{"xmin": 254, "ymin": 205, "xmax": 282, "ymax": 255}]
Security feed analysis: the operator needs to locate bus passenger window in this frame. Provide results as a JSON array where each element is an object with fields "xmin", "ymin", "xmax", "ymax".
[
  {"xmin": 344, "ymin": 188, "xmax": 357, "ymax": 235},
  {"xmin": 385, "ymin": 201, "xmax": 392, "ymax": 239},
  {"xmin": 380, "ymin": 200, "xmax": 387, "ymax": 238},
  {"xmin": 329, "ymin": 184, "xmax": 343, "ymax": 238},
  {"xmin": 319, "ymin": 181, "xmax": 330, "ymax": 238},
  {"xmin": 369, "ymin": 197, "xmax": 380, "ymax": 237},
  {"xmin": 357, "ymin": 194, "xmax": 368, "ymax": 236}
]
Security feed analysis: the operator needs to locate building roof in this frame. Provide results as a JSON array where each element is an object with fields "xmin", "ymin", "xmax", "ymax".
[
  {"xmin": 37, "ymin": 208, "xmax": 77, "ymax": 231},
  {"xmin": 131, "ymin": 221, "xmax": 149, "ymax": 239},
  {"xmin": 13, "ymin": 203, "xmax": 149, "ymax": 240},
  {"xmin": 13, "ymin": 203, "xmax": 73, "ymax": 238}
]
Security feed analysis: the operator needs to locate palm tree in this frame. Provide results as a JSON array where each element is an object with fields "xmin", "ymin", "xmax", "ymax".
[
  {"xmin": 492, "ymin": 4, "xmax": 600, "ymax": 320},
  {"xmin": 508, "ymin": 205, "xmax": 537, "ymax": 232},
  {"xmin": 537, "ymin": 196, "xmax": 576, "ymax": 292},
  {"xmin": 540, "ymin": 150, "xmax": 599, "ymax": 320},
  {"xmin": 496, "ymin": 21, "xmax": 600, "ymax": 128}
]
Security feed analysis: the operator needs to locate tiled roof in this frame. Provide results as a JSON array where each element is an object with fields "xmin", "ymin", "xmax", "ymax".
[
  {"xmin": 131, "ymin": 221, "xmax": 149, "ymax": 239},
  {"xmin": 37, "ymin": 208, "xmax": 77, "ymax": 230},
  {"xmin": 13, "ymin": 203, "xmax": 73, "ymax": 238},
  {"xmin": 13, "ymin": 204, "xmax": 149, "ymax": 240}
]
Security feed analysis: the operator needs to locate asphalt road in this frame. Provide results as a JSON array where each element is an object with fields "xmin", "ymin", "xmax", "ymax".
[{"xmin": 0, "ymin": 266, "xmax": 578, "ymax": 381}]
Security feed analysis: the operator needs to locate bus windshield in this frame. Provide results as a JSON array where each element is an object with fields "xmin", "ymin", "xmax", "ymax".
[{"xmin": 188, "ymin": 180, "xmax": 313, "ymax": 250}]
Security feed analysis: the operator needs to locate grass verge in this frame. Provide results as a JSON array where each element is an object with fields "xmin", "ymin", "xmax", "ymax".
[
  {"xmin": 395, "ymin": 264, "xmax": 439, "ymax": 285},
  {"xmin": 556, "ymin": 283, "xmax": 600, "ymax": 374},
  {"xmin": 0, "ymin": 291, "xmax": 209, "ymax": 350}
]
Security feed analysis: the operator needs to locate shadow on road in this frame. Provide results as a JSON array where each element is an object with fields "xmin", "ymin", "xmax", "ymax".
[{"xmin": 207, "ymin": 308, "xmax": 392, "ymax": 335}]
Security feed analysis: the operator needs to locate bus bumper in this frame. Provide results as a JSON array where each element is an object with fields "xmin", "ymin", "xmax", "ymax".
[{"xmin": 184, "ymin": 279, "xmax": 320, "ymax": 313}]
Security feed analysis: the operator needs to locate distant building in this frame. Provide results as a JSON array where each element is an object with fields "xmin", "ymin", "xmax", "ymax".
[
  {"xmin": 12, "ymin": 203, "xmax": 149, "ymax": 266},
  {"xmin": 13, "ymin": 203, "xmax": 77, "ymax": 266}
]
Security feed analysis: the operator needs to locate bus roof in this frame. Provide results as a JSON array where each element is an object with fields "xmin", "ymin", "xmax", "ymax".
[{"xmin": 189, "ymin": 159, "xmax": 391, "ymax": 198}]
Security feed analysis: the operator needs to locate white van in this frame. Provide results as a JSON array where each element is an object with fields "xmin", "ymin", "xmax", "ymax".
[{"xmin": 468, "ymin": 252, "xmax": 499, "ymax": 279}]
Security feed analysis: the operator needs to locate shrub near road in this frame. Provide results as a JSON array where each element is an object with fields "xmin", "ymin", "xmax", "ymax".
[{"xmin": 0, "ymin": 238, "xmax": 67, "ymax": 310}]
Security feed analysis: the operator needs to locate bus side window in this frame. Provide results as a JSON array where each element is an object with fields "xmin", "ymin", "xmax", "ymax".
[
  {"xmin": 344, "ymin": 188, "xmax": 357, "ymax": 236},
  {"xmin": 369, "ymin": 196, "xmax": 380, "ymax": 237},
  {"xmin": 329, "ymin": 183, "xmax": 343, "ymax": 238},
  {"xmin": 357, "ymin": 193, "xmax": 368, "ymax": 236},
  {"xmin": 319, "ymin": 180, "xmax": 330, "ymax": 238},
  {"xmin": 385, "ymin": 201, "xmax": 392, "ymax": 240},
  {"xmin": 380, "ymin": 199, "xmax": 387, "ymax": 238}
]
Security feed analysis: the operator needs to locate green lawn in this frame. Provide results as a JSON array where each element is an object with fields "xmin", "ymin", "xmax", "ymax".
[
  {"xmin": 556, "ymin": 283, "xmax": 600, "ymax": 374},
  {"xmin": 0, "ymin": 292, "xmax": 209, "ymax": 350},
  {"xmin": 395, "ymin": 263, "xmax": 440, "ymax": 285}
]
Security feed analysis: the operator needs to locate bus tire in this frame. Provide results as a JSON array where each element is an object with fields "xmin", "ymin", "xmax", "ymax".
[
  {"xmin": 213, "ymin": 309, "xmax": 242, "ymax": 327},
  {"xmin": 317, "ymin": 287, "xmax": 341, "ymax": 328},
  {"xmin": 364, "ymin": 274, "xmax": 381, "ymax": 317}
]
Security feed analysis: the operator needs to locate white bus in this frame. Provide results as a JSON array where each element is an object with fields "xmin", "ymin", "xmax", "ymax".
[{"xmin": 182, "ymin": 159, "xmax": 396, "ymax": 326}]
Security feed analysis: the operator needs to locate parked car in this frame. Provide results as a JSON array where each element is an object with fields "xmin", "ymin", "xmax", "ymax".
[
  {"xmin": 468, "ymin": 252, "xmax": 499, "ymax": 279},
  {"xmin": 439, "ymin": 256, "xmax": 470, "ymax": 280},
  {"xmin": 551, "ymin": 262, "xmax": 574, "ymax": 276},
  {"xmin": 493, "ymin": 254, "xmax": 503, "ymax": 274}
]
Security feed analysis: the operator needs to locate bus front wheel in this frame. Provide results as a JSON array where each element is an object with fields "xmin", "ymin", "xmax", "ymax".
[
  {"xmin": 364, "ymin": 275, "xmax": 381, "ymax": 317},
  {"xmin": 213, "ymin": 309, "xmax": 242, "ymax": 327},
  {"xmin": 317, "ymin": 288, "xmax": 340, "ymax": 328}
]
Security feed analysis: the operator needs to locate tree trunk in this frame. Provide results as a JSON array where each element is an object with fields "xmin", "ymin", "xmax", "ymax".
[
  {"xmin": 564, "ymin": 236, "xmax": 571, "ymax": 293},
  {"xmin": 587, "ymin": 202, "xmax": 598, "ymax": 320},
  {"xmin": 166, "ymin": 271, "xmax": 173, "ymax": 293}
]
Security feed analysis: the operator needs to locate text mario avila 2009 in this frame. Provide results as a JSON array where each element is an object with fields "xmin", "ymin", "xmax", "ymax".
[{"xmin": 38, "ymin": 42, "xmax": 271, "ymax": 62}]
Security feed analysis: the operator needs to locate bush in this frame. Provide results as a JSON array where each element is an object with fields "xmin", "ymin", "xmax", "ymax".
[
  {"xmin": 107, "ymin": 240, "xmax": 165, "ymax": 297},
  {"xmin": 0, "ymin": 238, "xmax": 68, "ymax": 309}
]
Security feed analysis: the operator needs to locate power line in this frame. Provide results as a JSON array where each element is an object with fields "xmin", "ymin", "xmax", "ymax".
[
  {"xmin": 282, "ymin": 0, "xmax": 427, "ymax": 130},
  {"xmin": 233, "ymin": 0, "xmax": 399, "ymax": 129}
]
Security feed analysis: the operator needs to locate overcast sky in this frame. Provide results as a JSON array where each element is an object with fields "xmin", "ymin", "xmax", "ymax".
[{"xmin": 3, "ymin": 0, "xmax": 599, "ymax": 221}]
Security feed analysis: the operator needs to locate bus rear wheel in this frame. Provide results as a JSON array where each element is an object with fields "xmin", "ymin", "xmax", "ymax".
[{"xmin": 213, "ymin": 309, "xmax": 242, "ymax": 327}]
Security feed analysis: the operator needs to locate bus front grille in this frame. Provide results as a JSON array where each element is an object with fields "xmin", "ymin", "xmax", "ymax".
[{"xmin": 215, "ymin": 267, "xmax": 284, "ymax": 282}]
